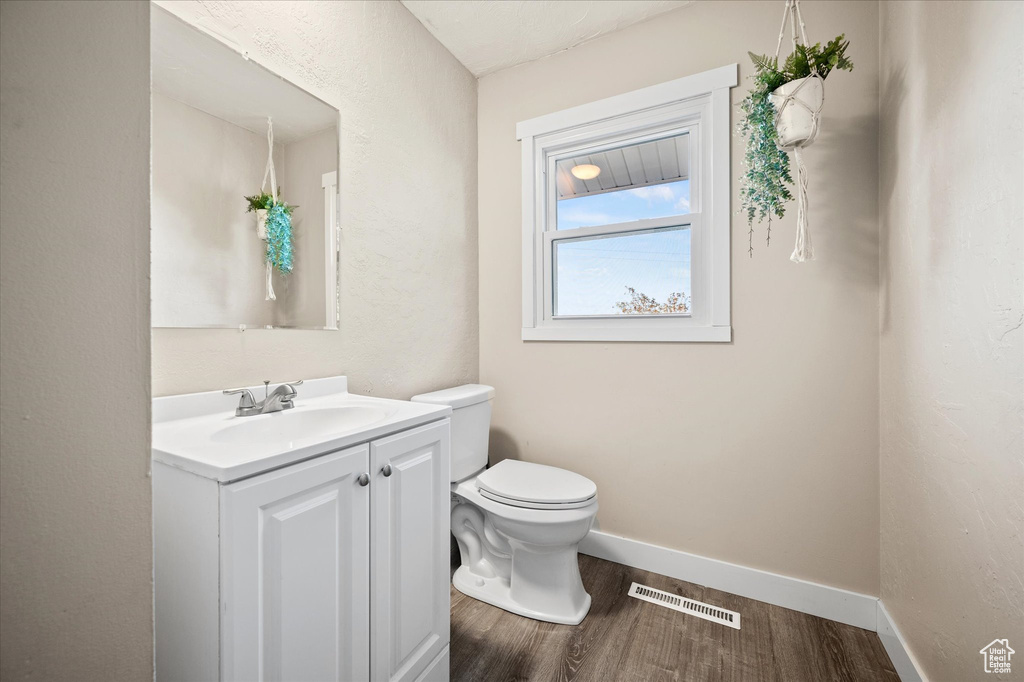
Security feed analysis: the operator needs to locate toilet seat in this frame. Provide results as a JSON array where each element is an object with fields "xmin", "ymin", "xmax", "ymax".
[{"xmin": 476, "ymin": 460, "xmax": 597, "ymax": 510}]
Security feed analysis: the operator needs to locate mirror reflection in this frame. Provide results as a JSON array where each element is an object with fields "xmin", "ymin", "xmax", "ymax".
[{"xmin": 150, "ymin": 7, "xmax": 339, "ymax": 329}]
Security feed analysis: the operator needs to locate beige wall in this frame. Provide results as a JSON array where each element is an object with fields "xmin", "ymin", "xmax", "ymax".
[
  {"xmin": 0, "ymin": 1, "xmax": 153, "ymax": 680},
  {"xmin": 478, "ymin": 1, "xmax": 882, "ymax": 594},
  {"xmin": 879, "ymin": 2, "xmax": 1024, "ymax": 679},
  {"xmin": 152, "ymin": 1, "xmax": 479, "ymax": 399}
]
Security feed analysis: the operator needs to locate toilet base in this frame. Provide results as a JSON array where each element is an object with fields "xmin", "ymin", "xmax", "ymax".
[{"xmin": 452, "ymin": 565, "xmax": 591, "ymax": 626}]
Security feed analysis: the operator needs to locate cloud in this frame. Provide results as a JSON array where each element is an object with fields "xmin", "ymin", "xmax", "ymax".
[
  {"xmin": 626, "ymin": 185, "xmax": 676, "ymax": 202},
  {"xmin": 675, "ymin": 196, "xmax": 690, "ymax": 212}
]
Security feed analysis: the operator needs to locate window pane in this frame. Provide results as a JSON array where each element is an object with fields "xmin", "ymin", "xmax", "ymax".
[
  {"xmin": 555, "ymin": 132, "xmax": 690, "ymax": 231},
  {"xmin": 554, "ymin": 227, "xmax": 691, "ymax": 317}
]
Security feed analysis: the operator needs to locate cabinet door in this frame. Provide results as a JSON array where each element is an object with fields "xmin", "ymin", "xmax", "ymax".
[
  {"xmin": 222, "ymin": 445, "xmax": 370, "ymax": 682},
  {"xmin": 370, "ymin": 420, "xmax": 451, "ymax": 682}
]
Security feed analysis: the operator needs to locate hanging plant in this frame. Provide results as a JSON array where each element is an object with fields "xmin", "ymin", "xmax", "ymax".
[
  {"xmin": 244, "ymin": 189, "xmax": 295, "ymax": 242},
  {"xmin": 738, "ymin": 0, "xmax": 853, "ymax": 260},
  {"xmin": 263, "ymin": 203, "xmax": 294, "ymax": 274},
  {"xmin": 243, "ymin": 189, "xmax": 296, "ymax": 273},
  {"xmin": 243, "ymin": 189, "xmax": 296, "ymax": 216},
  {"xmin": 244, "ymin": 117, "xmax": 297, "ymax": 300},
  {"xmin": 738, "ymin": 61, "xmax": 794, "ymax": 254}
]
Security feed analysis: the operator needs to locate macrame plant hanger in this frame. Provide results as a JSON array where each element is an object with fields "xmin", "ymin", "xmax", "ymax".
[
  {"xmin": 773, "ymin": 0, "xmax": 822, "ymax": 262},
  {"xmin": 260, "ymin": 116, "xmax": 277, "ymax": 301}
]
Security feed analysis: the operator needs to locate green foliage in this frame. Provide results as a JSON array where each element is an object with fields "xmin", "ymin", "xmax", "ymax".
[
  {"xmin": 782, "ymin": 34, "xmax": 854, "ymax": 81},
  {"xmin": 738, "ymin": 61, "xmax": 793, "ymax": 252},
  {"xmin": 738, "ymin": 34, "xmax": 853, "ymax": 255},
  {"xmin": 243, "ymin": 188, "xmax": 295, "ymax": 216}
]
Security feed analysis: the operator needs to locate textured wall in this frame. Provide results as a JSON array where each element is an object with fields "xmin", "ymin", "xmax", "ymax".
[
  {"xmin": 879, "ymin": 2, "xmax": 1024, "ymax": 679},
  {"xmin": 478, "ymin": 0, "xmax": 882, "ymax": 594},
  {"xmin": 0, "ymin": 1, "xmax": 153, "ymax": 679},
  {"xmin": 152, "ymin": 1, "xmax": 478, "ymax": 399}
]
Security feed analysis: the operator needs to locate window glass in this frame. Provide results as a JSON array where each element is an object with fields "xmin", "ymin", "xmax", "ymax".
[
  {"xmin": 553, "ymin": 227, "xmax": 691, "ymax": 317},
  {"xmin": 555, "ymin": 132, "xmax": 690, "ymax": 231}
]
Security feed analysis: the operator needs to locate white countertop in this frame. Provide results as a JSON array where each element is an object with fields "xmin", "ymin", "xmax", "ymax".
[{"xmin": 152, "ymin": 376, "xmax": 450, "ymax": 483}]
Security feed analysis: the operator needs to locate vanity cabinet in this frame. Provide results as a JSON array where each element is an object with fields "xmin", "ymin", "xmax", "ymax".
[
  {"xmin": 371, "ymin": 425, "xmax": 451, "ymax": 682},
  {"xmin": 154, "ymin": 419, "xmax": 451, "ymax": 682},
  {"xmin": 222, "ymin": 444, "xmax": 371, "ymax": 682}
]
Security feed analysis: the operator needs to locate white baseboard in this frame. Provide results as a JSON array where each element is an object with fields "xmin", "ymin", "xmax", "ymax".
[
  {"xmin": 579, "ymin": 530, "xmax": 878, "ymax": 631},
  {"xmin": 876, "ymin": 602, "xmax": 927, "ymax": 682}
]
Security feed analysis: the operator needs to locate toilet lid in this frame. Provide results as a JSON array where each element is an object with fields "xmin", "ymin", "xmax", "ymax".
[{"xmin": 476, "ymin": 460, "xmax": 597, "ymax": 509}]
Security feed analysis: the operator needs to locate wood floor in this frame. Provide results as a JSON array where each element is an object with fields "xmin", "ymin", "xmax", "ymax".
[{"xmin": 450, "ymin": 554, "xmax": 898, "ymax": 682}]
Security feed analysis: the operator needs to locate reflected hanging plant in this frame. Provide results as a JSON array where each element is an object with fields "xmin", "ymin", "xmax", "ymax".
[
  {"xmin": 246, "ymin": 117, "xmax": 296, "ymax": 300},
  {"xmin": 243, "ymin": 189, "xmax": 295, "ymax": 217},
  {"xmin": 243, "ymin": 188, "xmax": 296, "ymax": 274},
  {"xmin": 264, "ymin": 203, "xmax": 293, "ymax": 274}
]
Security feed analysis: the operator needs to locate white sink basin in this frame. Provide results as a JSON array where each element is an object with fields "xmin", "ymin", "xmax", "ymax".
[
  {"xmin": 152, "ymin": 376, "xmax": 451, "ymax": 482},
  {"xmin": 211, "ymin": 406, "xmax": 389, "ymax": 445}
]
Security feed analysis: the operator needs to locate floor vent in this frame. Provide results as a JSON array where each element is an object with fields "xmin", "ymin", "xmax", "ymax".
[{"xmin": 627, "ymin": 582, "xmax": 741, "ymax": 630}]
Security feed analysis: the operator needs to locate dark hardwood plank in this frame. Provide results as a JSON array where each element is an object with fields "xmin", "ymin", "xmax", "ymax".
[
  {"xmin": 554, "ymin": 556, "xmax": 646, "ymax": 682},
  {"xmin": 615, "ymin": 566, "xmax": 711, "ymax": 682},
  {"xmin": 450, "ymin": 585, "xmax": 513, "ymax": 681},
  {"xmin": 702, "ymin": 585, "xmax": 778, "ymax": 682},
  {"xmin": 450, "ymin": 554, "xmax": 896, "ymax": 682},
  {"xmin": 832, "ymin": 618, "xmax": 901, "ymax": 682},
  {"xmin": 767, "ymin": 604, "xmax": 846, "ymax": 681}
]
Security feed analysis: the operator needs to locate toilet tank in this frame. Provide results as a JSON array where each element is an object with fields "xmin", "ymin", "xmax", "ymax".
[{"xmin": 411, "ymin": 384, "xmax": 495, "ymax": 483}]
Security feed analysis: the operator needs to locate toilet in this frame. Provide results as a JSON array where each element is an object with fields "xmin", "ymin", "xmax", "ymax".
[{"xmin": 411, "ymin": 384, "xmax": 598, "ymax": 625}]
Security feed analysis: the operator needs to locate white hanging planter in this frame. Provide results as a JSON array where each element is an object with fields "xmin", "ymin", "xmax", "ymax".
[
  {"xmin": 770, "ymin": 75, "xmax": 824, "ymax": 150},
  {"xmin": 769, "ymin": 73, "xmax": 824, "ymax": 263},
  {"xmin": 738, "ymin": 0, "xmax": 854, "ymax": 263},
  {"xmin": 255, "ymin": 208, "xmax": 268, "ymax": 240}
]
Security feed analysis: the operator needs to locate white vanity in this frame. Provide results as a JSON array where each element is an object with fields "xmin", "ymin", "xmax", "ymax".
[{"xmin": 153, "ymin": 376, "xmax": 451, "ymax": 682}]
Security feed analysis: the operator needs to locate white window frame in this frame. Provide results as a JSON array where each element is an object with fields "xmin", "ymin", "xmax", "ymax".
[{"xmin": 517, "ymin": 64, "xmax": 737, "ymax": 343}]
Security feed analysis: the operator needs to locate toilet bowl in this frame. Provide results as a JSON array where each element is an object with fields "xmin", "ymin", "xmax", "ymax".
[
  {"xmin": 412, "ymin": 385, "xmax": 598, "ymax": 625},
  {"xmin": 452, "ymin": 460, "xmax": 598, "ymax": 624}
]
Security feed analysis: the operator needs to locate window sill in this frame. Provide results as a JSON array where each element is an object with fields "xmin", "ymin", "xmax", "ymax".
[{"xmin": 521, "ymin": 325, "xmax": 732, "ymax": 343}]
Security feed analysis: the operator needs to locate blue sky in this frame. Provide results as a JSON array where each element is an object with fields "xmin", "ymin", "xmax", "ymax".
[
  {"xmin": 557, "ymin": 179, "xmax": 690, "ymax": 231},
  {"xmin": 554, "ymin": 180, "xmax": 691, "ymax": 316}
]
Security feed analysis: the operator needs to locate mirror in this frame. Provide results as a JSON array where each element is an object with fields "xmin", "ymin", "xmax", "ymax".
[{"xmin": 150, "ymin": 7, "xmax": 339, "ymax": 329}]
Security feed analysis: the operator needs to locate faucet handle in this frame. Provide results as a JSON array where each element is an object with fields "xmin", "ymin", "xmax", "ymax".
[
  {"xmin": 223, "ymin": 388, "xmax": 257, "ymax": 409},
  {"xmin": 278, "ymin": 380, "xmax": 303, "ymax": 395}
]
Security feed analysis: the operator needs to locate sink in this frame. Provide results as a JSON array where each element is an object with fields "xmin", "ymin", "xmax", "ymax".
[
  {"xmin": 211, "ymin": 406, "xmax": 389, "ymax": 445},
  {"xmin": 152, "ymin": 376, "xmax": 453, "ymax": 482}
]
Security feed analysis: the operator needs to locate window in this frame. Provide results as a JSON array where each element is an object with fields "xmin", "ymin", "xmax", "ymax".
[{"xmin": 517, "ymin": 65, "xmax": 737, "ymax": 342}]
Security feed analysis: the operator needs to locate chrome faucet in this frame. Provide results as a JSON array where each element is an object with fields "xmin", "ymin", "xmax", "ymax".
[{"xmin": 224, "ymin": 380, "xmax": 304, "ymax": 417}]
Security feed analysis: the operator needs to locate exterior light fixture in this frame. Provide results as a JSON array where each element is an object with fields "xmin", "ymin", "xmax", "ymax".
[{"xmin": 570, "ymin": 164, "xmax": 601, "ymax": 180}]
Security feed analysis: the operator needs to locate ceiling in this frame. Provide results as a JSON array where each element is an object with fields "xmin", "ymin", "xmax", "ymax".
[
  {"xmin": 556, "ymin": 133, "xmax": 690, "ymax": 200},
  {"xmin": 400, "ymin": 0, "xmax": 692, "ymax": 77}
]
